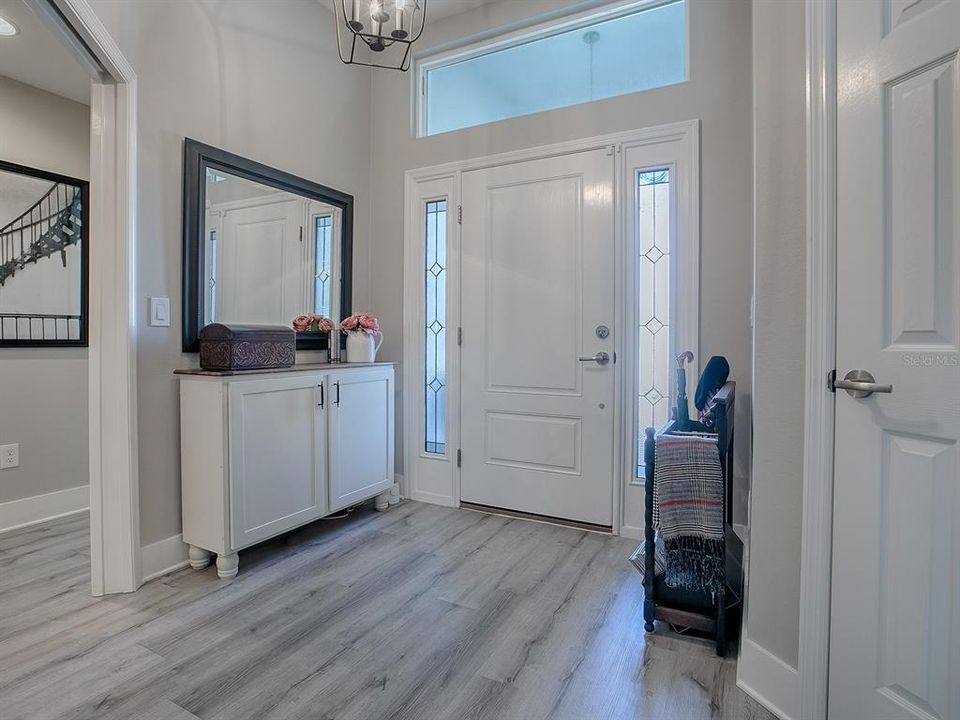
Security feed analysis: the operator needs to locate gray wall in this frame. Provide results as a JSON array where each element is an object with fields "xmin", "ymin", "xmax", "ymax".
[
  {"xmin": 87, "ymin": 0, "xmax": 373, "ymax": 545},
  {"xmin": 0, "ymin": 75, "xmax": 89, "ymax": 505},
  {"xmin": 747, "ymin": 0, "xmax": 806, "ymax": 671},
  {"xmin": 369, "ymin": 0, "xmax": 755, "ymax": 524}
]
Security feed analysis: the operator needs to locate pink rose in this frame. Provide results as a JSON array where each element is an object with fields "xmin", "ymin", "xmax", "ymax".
[
  {"xmin": 314, "ymin": 316, "xmax": 335, "ymax": 333},
  {"xmin": 358, "ymin": 314, "xmax": 379, "ymax": 334},
  {"xmin": 292, "ymin": 314, "xmax": 313, "ymax": 332},
  {"xmin": 340, "ymin": 315, "xmax": 359, "ymax": 332}
]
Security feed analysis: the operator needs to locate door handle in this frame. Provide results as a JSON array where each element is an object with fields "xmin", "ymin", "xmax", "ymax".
[
  {"xmin": 334, "ymin": 381, "xmax": 340, "ymax": 406},
  {"xmin": 832, "ymin": 369, "xmax": 893, "ymax": 398},
  {"xmin": 318, "ymin": 383, "xmax": 324, "ymax": 408},
  {"xmin": 578, "ymin": 352, "xmax": 610, "ymax": 365}
]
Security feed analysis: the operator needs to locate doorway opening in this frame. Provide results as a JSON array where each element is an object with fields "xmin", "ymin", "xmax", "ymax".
[{"xmin": 403, "ymin": 122, "xmax": 700, "ymax": 537}]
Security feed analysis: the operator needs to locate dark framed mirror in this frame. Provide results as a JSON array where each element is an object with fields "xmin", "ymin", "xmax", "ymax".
[
  {"xmin": 0, "ymin": 160, "xmax": 88, "ymax": 347},
  {"xmin": 182, "ymin": 139, "xmax": 353, "ymax": 352}
]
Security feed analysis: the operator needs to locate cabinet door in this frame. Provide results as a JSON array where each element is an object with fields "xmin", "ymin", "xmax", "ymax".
[
  {"xmin": 328, "ymin": 368, "xmax": 394, "ymax": 512},
  {"xmin": 228, "ymin": 374, "xmax": 327, "ymax": 548}
]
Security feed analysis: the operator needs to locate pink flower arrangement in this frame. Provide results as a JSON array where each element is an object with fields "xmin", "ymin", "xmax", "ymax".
[
  {"xmin": 292, "ymin": 314, "xmax": 335, "ymax": 333},
  {"xmin": 340, "ymin": 312, "xmax": 380, "ymax": 336}
]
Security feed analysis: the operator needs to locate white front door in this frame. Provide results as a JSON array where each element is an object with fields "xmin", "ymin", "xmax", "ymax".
[
  {"xmin": 830, "ymin": 1, "xmax": 960, "ymax": 718},
  {"xmin": 459, "ymin": 149, "xmax": 615, "ymax": 527}
]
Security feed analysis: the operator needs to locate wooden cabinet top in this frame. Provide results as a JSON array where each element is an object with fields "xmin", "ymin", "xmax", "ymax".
[{"xmin": 174, "ymin": 361, "xmax": 396, "ymax": 378}]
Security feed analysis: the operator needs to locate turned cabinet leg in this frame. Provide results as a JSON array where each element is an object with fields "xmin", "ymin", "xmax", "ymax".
[
  {"xmin": 216, "ymin": 552, "xmax": 239, "ymax": 579},
  {"xmin": 188, "ymin": 545, "xmax": 212, "ymax": 570},
  {"xmin": 375, "ymin": 490, "xmax": 391, "ymax": 512}
]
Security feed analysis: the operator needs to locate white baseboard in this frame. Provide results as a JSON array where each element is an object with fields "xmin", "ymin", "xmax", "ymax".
[
  {"xmin": 619, "ymin": 524, "xmax": 643, "ymax": 540},
  {"xmin": 0, "ymin": 485, "xmax": 89, "ymax": 533},
  {"xmin": 408, "ymin": 489, "xmax": 457, "ymax": 507},
  {"xmin": 140, "ymin": 533, "xmax": 190, "ymax": 583},
  {"xmin": 737, "ymin": 637, "xmax": 799, "ymax": 720}
]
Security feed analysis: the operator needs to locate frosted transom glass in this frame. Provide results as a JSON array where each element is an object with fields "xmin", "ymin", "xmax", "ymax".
[{"xmin": 423, "ymin": 1, "xmax": 686, "ymax": 136}]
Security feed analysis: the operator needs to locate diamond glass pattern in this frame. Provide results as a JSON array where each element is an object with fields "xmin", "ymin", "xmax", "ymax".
[
  {"xmin": 636, "ymin": 169, "xmax": 671, "ymax": 476},
  {"xmin": 424, "ymin": 199, "xmax": 447, "ymax": 455},
  {"xmin": 314, "ymin": 215, "xmax": 333, "ymax": 318}
]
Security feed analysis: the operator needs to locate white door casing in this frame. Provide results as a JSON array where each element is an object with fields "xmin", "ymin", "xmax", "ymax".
[
  {"xmin": 402, "ymin": 122, "xmax": 700, "ymax": 534},
  {"xmin": 459, "ymin": 149, "xmax": 616, "ymax": 526},
  {"xmin": 830, "ymin": 2, "xmax": 960, "ymax": 719},
  {"xmin": 32, "ymin": 0, "xmax": 142, "ymax": 595}
]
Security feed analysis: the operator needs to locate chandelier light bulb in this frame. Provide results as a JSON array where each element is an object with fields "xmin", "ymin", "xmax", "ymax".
[{"xmin": 392, "ymin": 0, "xmax": 409, "ymax": 39}]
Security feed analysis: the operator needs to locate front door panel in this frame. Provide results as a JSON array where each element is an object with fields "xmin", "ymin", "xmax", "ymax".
[{"xmin": 459, "ymin": 149, "xmax": 615, "ymax": 526}]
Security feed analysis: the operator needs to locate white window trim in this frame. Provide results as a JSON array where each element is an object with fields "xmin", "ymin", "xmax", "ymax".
[
  {"xmin": 402, "ymin": 120, "xmax": 700, "ymax": 537},
  {"xmin": 403, "ymin": 174, "xmax": 461, "ymax": 507},
  {"xmin": 414, "ymin": 0, "xmax": 690, "ymax": 138}
]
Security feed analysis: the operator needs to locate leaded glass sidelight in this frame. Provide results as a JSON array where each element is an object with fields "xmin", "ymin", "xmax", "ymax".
[
  {"xmin": 636, "ymin": 169, "xmax": 671, "ymax": 477},
  {"xmin": 207, "ymin": 229, "xmax": 218, "ymax": 322},
  {"xmin": 424, "ymin": 199, "xmax": 447, "ymax": 455},
  {"xmin": 314, "ymin": 215, "xmax": 333, "ymax": 318}
]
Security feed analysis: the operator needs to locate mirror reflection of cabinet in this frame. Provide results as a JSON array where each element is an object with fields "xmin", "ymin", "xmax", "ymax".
[{"xmin": 183, "ymin": 139, "xmax": 353, "ymax": 352}]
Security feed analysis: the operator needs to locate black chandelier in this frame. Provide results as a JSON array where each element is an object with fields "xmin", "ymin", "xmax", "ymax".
[{"xmin": 334, "ymin": 0, "xmax": 427, "ymax": 72}]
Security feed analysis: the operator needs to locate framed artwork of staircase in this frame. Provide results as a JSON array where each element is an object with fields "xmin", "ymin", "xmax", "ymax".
[{"xmin": 0, "ymin": 160, "xmax": 88, "ymax": 347}]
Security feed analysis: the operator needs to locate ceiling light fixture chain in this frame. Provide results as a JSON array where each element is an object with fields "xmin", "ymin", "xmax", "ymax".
[{"xmin": 334, "ymin": 0, "xmax": 427, "ymax": 72}]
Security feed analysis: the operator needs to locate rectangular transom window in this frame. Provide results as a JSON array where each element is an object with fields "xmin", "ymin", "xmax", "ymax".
[{"xmin": 418, "ymin": 0, "xmax": 687, "ymax": 137}]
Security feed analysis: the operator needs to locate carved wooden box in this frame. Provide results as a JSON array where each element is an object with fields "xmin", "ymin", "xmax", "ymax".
[{"xmin": 198, "ymin": 323, "xmax": 295, "ymax": 371}]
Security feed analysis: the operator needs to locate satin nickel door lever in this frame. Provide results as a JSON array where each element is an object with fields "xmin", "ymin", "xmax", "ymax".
[
  {"xmin": 832, "ymin": 369, "xmax": 893, "ymax": 398},
  {"xmin": 578, "ymin": 352, "xmax": 610, "ymax": 365}
]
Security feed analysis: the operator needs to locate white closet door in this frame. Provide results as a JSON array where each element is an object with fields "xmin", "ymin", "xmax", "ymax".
[
  {"xmin": 831, "ymin": 1, "xmax": 960, "ymax": 718},
  {"xmin": 459, "ymin": 148, "xmax": 616, "ymax": 526},
  {"xmin": 228, "ymin": 375, "xmax": 326, "ymax": 548}
]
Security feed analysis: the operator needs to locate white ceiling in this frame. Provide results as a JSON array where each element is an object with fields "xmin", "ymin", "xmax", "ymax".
[
  {"xmin": 0, "ymin": 0, "xmax": 92, "ymax": 105},
  {"xmin": 0, "ymin": 0, "xmax": 497, "ymax": 108}
]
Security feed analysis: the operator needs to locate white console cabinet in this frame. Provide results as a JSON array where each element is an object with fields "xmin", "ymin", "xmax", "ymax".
[{"xmin": 178, "ymin": 363, "xmax": 395, "ymax": 578}]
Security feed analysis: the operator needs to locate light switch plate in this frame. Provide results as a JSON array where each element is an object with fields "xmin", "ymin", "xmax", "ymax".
[
  {"xmin": 1, "ymin": 443, "xmax": 19, "ymax": 469},
  {"xmin": 149, "ymin": 297, "xmax": 171, "ymax": 327}
]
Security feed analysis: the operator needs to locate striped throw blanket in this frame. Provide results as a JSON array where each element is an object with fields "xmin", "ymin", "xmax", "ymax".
[{"xmin": 653, "ymin": 433, "xmax": 725, "ymax": 594}]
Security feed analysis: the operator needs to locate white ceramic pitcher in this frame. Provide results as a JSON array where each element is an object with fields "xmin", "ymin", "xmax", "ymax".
[{"xmin": 345, "ymin": 330, "xmax": 384, "ymax": 363}]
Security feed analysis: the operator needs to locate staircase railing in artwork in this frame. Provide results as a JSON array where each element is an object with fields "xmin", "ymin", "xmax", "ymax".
[
  {"xmin": 0, "ymin": 182, "xmax": 83, "ymax": 287},
  {"xmin": 0, "ymin": 313, "xmax": 82, "ymax": 341}
]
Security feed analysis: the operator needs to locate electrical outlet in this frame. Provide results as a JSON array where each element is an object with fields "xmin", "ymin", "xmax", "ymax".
[{"xmin": 1, "ymin": 443, "xmax": 19, "ymax": 469}]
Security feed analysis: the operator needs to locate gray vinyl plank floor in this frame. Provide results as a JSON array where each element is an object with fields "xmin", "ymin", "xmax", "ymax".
[{"xmin": 0, "ymin": 502, "xmax": 775, "ymax": 720}]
